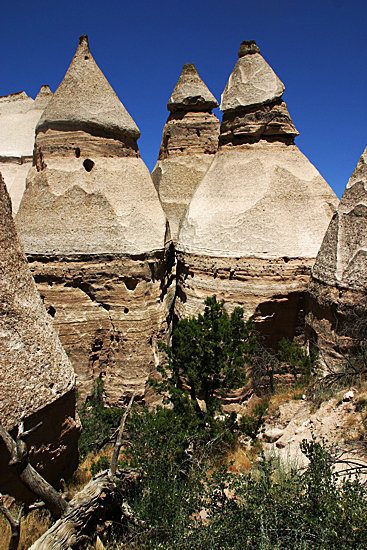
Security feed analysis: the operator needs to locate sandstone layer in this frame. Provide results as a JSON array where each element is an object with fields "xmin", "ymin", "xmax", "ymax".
[
  {"xmin": 0, "ymin": 86, "xmax": 52, "ymax": 213},
  {"xmin": 176, "ymin": 41, "xmax": 338, "ymax": 345},
  {"xmin": 0, "ymin": 173, "xmax": 79, "ymax": 502},
  {"xmin": 16, "ymin": 35, "xmax": 171, "ymax": 403},
  {"xmin": 306, "ymin": 146, "xmax": 367, "ymax": 368},
  {"xmin": 152, "ymin": 63, "xmax": 220, "ymax": 241}
]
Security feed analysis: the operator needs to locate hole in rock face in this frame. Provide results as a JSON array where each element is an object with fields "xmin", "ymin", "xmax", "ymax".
[
  {"xmin": 84, "ymin": 56, "xmax": 89, "ymax": 60},
  {"xmin": 75, "ymin": 147, "xmax": 80, "ymax": 158},
  {"xmin": 83, "ymin": 159, "xmax": 95, "ymax": 172},
  {"xmin": 124, "ymin": 307, "xmax": 129, "ymax": 314},
  {"xmin": 47, "ymin": 305, "xmax": 56, "ymax": 318}
]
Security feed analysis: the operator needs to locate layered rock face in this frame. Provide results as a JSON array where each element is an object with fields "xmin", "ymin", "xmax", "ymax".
[
  {"xmin": 176, "ymin": 41, "xmax": 338, "ymax": 348},
  {"xmin": 306, "ymin": 146, "xmax": 367, "ymax": 367},
  {"xmin": 152, "ymin": 63, "xmax": 220, "ymax": 241},
  {"xmin": 16, "ymin": 35, "xmax": 171, "ymax": 403},
  {"xmin": 0, "ymin": 173, "xmax": 79, "ymax": 502},
  {"xmin": 0, "ymin": 86, "xmax": 52, "ymax": 213}
]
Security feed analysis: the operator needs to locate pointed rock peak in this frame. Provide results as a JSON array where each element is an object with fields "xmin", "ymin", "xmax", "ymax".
[
  {"xmin": 168, "ymin": 62, "xmax": 218, "ymax": 112},
  {"xmin": 312, "ymin": 146, "xmax": 367, "ymax": 289},
  {"xmin": 34, "ymin": 85, "xmax": 53, "ymax": 109},
  {"xmin": 238, "ymin": 40, "xmax": 260, "ymax": 57},
  {"xmin": 220, "ymin": 41, "xmax": 285, "ymax": 112},
  {"xmin": 0, "ymin": 91, "xmax": 31, "ymax": 103},
  {"xmin": 35, "ymin": 85, "xmax": 52, "ymax": 99},
  {"xmin": 37, "ymin": 35, "xmax": 140, "ymax": 139}
]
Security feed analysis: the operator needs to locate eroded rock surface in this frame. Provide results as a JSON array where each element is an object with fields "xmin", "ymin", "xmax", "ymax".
[
  {"xmin": 15, "ymin": 35, "xmax": 171, "ymax": 402},
  {"xmin": 0, "ymin": 173, "xmax": 79, "ymax": 502},
  {"xmin": 307, "ymin": 146, "xmax": 367, "ymax": 369},
  {"xmin": 152, "ymin": 63, "xmax": 220, "ymax": 241},
  {"xmin": 176, "ymin": 41, "xmax": 338, "ymax": 344},
  {"xmin": 0, "ymin": 86, "xmax": 52, "ymax": 213}
]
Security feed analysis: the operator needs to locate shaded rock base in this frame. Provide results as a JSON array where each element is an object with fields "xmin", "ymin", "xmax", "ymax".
[{"xmin": 27, "ymin": 252, "xmax": 174, "ymax": 404}]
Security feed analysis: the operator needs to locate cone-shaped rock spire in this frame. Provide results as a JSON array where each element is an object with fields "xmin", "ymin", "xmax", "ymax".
[
  {"xmin": 168, "ymin": 62, "xmax": 218, "ymax": 111},
  {"xmin": 0, "ymin": 173, "xmax": 79, "ymax": 501},
  {"xmin": 0, "ymin": 87, "xmax": 52, "ymax": 213},
  {"xmin": 221, "ymin": 40, "xmax": 284, "ymax": 111},
  {"xmin": 176, "ymin": 41, "xmax": 338, "ymax": 349},
  {"xmin": 17, "ymin": 34, "xmax": 166, "ymax": 257},
  {"xmin": 306, "ymin": 146, "xmax": 367, "ymax": 370},
  {"xmin": 312, "ymin": 146, "xmax": 367, "ymax": 289},
  {"xmin": 37, "ymin": 35, "xmax": 139, "ymax": 140},
  {"xmin": 15, "ymin": 36, "xmax": 170, "ymax": 403},
  {"xmin": 152, "ymin": 63, "xmax": 220, "ymax": 240},
  {"xmin": 219, "ymin": 40, "xmax": 298, "ymax": 145}
]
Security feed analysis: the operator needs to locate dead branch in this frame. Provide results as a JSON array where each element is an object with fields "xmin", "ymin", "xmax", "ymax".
[
  {"xmin": 29, "ymin": 468, "xmax": 143, "ymax": 549},
  {"xmin": 110, "ymin": 394, "xmax": 135, "ymax": 475},
  {"xmin": 0, "ymin": 420, "xmax": 69, "ymax": 516},
  {"xmin": 0, "ymin": 495, "xmax": 23, "ymax": 550}
]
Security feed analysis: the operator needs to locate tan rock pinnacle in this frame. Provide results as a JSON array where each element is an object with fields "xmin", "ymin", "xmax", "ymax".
[
  {"xmin": 0, "ymin": 172, "xmax": 79, "ymax": 502},
  {"xmin": 152, "ymin": 62, "xmax": 220, "ymax": 241},
  {"xmin": 176, "ymin": 41, "xmax": 338, "ymax": 348},
  {"xmin": 15, "ymin": 36, "xmax": 170, "ymax": 403}
]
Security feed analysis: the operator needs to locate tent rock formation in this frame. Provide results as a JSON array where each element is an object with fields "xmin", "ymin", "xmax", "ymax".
[
  {"xmin": 0, "ymin": 86, "xmax": 52, "ymax": 213},
  {"xmin": 15, "ymin": 35, "xmax": 171, "ymax": 404},
  {"xmin": 152, "ymin": 62, "xmax": 220, "ymax": 241},
  {"xmin": 176, "ymin": 40, "xmax": 338, "ymax": 348},
  {"xmin": 306, "ymin": 146, "xmax": 367, "ymax": 368},
  {"xmin": 0, "ymin": 173, "xmax": 79, "ymax": 502}
]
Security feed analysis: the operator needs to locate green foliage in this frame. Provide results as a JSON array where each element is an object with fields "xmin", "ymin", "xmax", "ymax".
[
  {"xmin": 121, "ymin": 405, "xmax": 207, "ymax": 545},
  {"xmin": 278, "ymin": 338, "xmax": 318, "ymax": 382},
  {"xmin": 179, "ymin": 439, "xmax": 367, "ymax": 549},
  {"xmin": 121, "ymin": 408, "xmax": 367, "ymax": 549},
  {"xmin": 239, "ymin": 402, "xmax": 268, "ymax": 441},
  {"xmin": 90, "ymin": 455, "xmax": 110, "ymax": 476},
  {"xmin": 153, "ymin": 296, "xmax": 257, "ymax": 427},
  {"xmin": 78, "ymin": 378, "xmax": 123, "ymax": 459}
]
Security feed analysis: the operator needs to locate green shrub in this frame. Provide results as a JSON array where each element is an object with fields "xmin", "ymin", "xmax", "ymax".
[
  {"xmin": 78, "ymin": 378, "xmax": 123, "ymax": 459},
  {"xmin": 152, "ymin": 296, "xmax": 257, "ymax": 435},
  {"xmin": 278, "ymin": 338, "xmax": 319, "ymax": 382}
]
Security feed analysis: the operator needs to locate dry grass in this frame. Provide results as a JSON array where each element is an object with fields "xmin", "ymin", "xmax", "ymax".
[
  {"xmin": 0, "ymin": 448, "xmax": 116, "ymax": 549},
  {"xmin": 0, "ymin": 507, "xmax": 52, "ymax": 550}
]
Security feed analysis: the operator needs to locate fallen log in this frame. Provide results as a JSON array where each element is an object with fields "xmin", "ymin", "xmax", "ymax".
[{"xmin": 29, "ymin": 468, "xmax": 142, "ymax": 549}]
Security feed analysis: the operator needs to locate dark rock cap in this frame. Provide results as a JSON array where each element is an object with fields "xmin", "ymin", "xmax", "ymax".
[{"xmin": 238, "ymin": 40, "xmax": 260, "ymax": 57}]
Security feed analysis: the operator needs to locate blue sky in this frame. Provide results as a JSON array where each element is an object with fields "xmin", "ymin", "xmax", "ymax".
[{"xmin": 2, "ymin": 0, "xmax": 367, "ymax": 198}]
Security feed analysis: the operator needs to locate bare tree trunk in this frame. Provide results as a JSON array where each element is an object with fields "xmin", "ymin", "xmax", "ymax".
[
  {"xmin": 29, "ymin": 469, "xmax": 142, "ymax": 549},
  {"xmin": 0, "ymin": 422, "xmax": 69, "ymax": 516}
]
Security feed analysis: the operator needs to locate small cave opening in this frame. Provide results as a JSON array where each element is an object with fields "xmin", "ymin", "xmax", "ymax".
[
  {"xmin": 47, "ymin": 305, "xmax": 56, "ymax": 318},
  {"xmin": 124, "ymin": 307, "xmax": 129, "ymax": 314},
  {"xmin": 75, "ymin": 147, "xmax": 80, "ymax": 158},
  {"xmin": 83, "ymin": 159, "xmax": 95, "ymax": 172}
]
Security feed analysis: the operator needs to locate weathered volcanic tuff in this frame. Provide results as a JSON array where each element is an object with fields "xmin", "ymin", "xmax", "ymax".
[
  {"xmin": 0, "ymin": 86, "xmax": 52, "ymax": 213},
  {"xmin": 307, "ymin": 146, "xmax": 367, "ymax": 368},
  {"xmin": 176, "ymin": 41, "xmax": 338, "ymax": 347},
  {"xmin": 0, "ymin": 173, "xmax": 79, "ymax": 503},
  {"xmin": 152, "ymin": 63, "xmax": 219, "ymax": 241},
  {"xmin": 16, "ymin": 35, "xmax": 171, "ymax": 403}
]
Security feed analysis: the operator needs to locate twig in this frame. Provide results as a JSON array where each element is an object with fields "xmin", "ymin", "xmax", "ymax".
[{"xmin": 110, "ymin": 395, "xmax": 135, "ymax": 475}]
